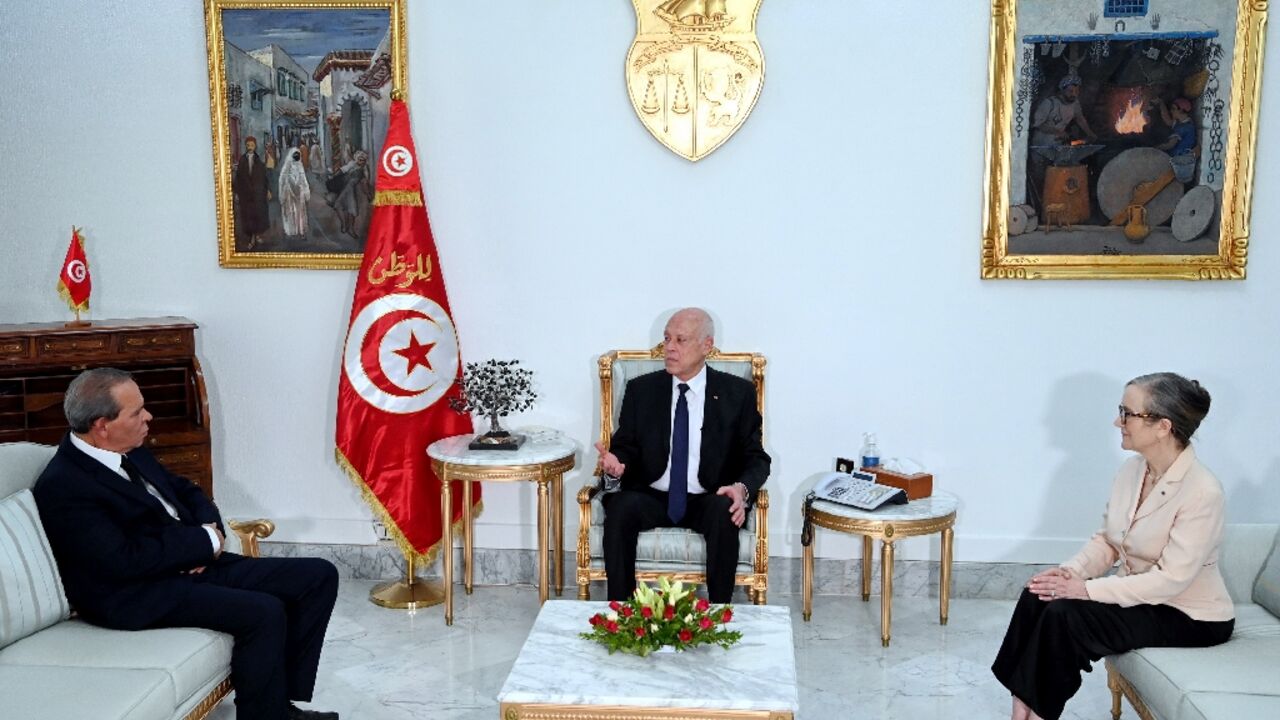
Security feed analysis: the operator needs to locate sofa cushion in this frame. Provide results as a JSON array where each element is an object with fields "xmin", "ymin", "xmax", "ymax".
[
  {"xmin": 0, "ymin": 489, "xmax": 70, "ymax": 649},
  {"xmin": 1110, "ymin": 604, "xmax": 1280, "ymax": 720},
  {"xmin": 1228, "ymin": 602, "xmax": 1280, "ymax": 637},
  {"xmin": 0, "ymin": 665, "xmax": 173, "ymax": 720},
  {"xmin": 1251, "ymin": 529, "xmax": 1280, "ymax": 616},
  {"xmin": 1219, "ymin": 524, "xmax": 1279, "ymax": 602},
  {"xmin": 0, "ymin": 442, "xmax": 57, "ymax": 499},
  {"xmin": 1177, "ymin": 691, "xmax": 1280, "ymax": 720},
  {"xmin": 0, "ymin": 619, "xmax": 232, "ymax": 709}
]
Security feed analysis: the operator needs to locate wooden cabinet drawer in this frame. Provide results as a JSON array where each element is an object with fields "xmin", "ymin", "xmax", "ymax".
[
  {"xmin": 0, "ymin": 337, "xmax": 30, "ymax": 361},
  {"xmin": 149, "ymin": 444, "xmax": 208, "ymax": 471},
  {"xmin": 118, "ymin": 330, "xmax": 193, "ymax": 356},
  {"xmin": 37, "ymin": 334, "xmax": 110, "ymax": 358}
]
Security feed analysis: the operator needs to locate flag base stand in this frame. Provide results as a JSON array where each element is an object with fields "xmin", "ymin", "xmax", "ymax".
[
  {"xmin": 368, "ymin": 555, "xmax": 444, "ymax": 610},
  {"xmin": 64, "ymin": 309, "xmax": 91, "ymax": 328},
  {"xmin": 369, "ymin": 578, "xmax": 445, "ymax": 609}
]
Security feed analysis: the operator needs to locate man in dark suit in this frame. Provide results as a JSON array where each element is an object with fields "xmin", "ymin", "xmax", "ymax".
[
  {"xmin": 234, "ymin": 135, "xmax": 271, "ymax": 249},
  {"xmin": 33, "ymin": 368, "xmax": 340, "ymax": 720},
  {"xmin": 594, "ymin": 308, "xmax": 770, "ymax": 603}
]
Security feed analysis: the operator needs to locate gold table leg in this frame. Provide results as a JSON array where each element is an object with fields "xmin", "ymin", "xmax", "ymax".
[
  {"xmin": 880, "ymin": 539, "xmax": 894, "ymax": 647},
  {"xmin": 553, "ymin": 473, "xmax": 564, "ymax": 597},
  {"xmin": 537, "ymin": 476, "xmax": 550, "ymax": 604},
  {"xmin": 802, "ymin": 538, "xmax": 813, "ymax": 621},
  {"xmin": 940, "ymin": 526, "xmax": 954, "ymax": 625},
  {"xmin": 463, "ymin": 479, "xmax": 473, "ymax": 595},
  {"xmin": 442, "ymin": 470, "xmax": 454, "ymax": 626},
  {"xmin": 861, "ymin": 535, "xmax": 872, "ymax": 602}
]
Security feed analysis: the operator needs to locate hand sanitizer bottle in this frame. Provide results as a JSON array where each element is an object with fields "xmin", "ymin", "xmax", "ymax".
[{"xmin": 860, "ymin": 433, "xmax": 880, "ymax": 470}]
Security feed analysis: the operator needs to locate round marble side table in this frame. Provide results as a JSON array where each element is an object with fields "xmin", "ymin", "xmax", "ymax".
[
  {"xmin": 427, "ymin": 432, "xmax": 577, "ymax": 626},
  {"xmin": 801, "ymin": 482, "xmax": 958, "ymax": 647}
]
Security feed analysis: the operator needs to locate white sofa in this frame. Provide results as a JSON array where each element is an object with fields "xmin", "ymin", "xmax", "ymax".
[
  {"xmin": 0, "ymin": 442, "xmax": 273, "ymax": 720},
  {"xmin": 1107, "ymin": 523, "xmax": 1280, "ymax": 720}
]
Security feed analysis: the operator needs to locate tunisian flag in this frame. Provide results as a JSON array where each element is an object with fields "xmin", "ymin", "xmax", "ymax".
[
  {"xmin": 335, "ymin": 99, "xmax": 477, "ymax": 561},
  {"xmin": 57, "ymin": 227, "xmax": 91, "ymax": 311}
]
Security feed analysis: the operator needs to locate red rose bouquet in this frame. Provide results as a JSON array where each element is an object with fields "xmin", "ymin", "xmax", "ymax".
[{"xmin": 580, "ymin": 577, "xmax": 742, "ymax": 656}]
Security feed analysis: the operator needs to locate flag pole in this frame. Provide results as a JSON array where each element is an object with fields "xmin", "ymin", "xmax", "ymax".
[
  {"xmin": 369, "ymin": 550, "xmax": 445, "ymax": 610},
  {"xmin": 65, "ymin": 306, "xmax": 91, "ymax": 328},
  {"xmin": 61, "ymin": 225, "xmax": 92, "ymax": 328}
]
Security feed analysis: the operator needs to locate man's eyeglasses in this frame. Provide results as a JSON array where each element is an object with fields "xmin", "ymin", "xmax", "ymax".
[{"xmin": 1118, "ymin": 405, "xmax": 1162, "ymax": 423}]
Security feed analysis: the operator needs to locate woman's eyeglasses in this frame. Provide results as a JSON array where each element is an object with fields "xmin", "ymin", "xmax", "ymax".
[{"xmin": 1118, "ymin": 405, "xmax": 1162, "ymax": 423}]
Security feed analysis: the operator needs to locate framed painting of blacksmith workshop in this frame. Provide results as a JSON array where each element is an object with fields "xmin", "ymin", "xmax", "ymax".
[
  {"xmin": 204, "ymin": 0, "xmax": 406, "ymax": 269},
  {"xmin": 981, "ymin": 0, "xmax": 1267, "ymax": 280}
]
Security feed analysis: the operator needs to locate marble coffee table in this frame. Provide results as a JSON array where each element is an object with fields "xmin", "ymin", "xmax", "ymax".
[{"xmin": 498, "ymin": 599, "xmax": 799, "ymax": 719}]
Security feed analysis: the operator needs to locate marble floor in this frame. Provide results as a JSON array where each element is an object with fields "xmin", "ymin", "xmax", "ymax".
[{"xmin": 210, "ymin": 581, "xmax": 1115, "ymax": 720}]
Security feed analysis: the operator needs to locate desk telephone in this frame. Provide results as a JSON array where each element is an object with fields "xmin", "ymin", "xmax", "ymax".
[
  {"xmin": 800, "ymin": 470, "xmax": 908, "ymax": 547},
  {"xmin": 810, "ymin": 470, "xmax": 908, "ymax": 511}
]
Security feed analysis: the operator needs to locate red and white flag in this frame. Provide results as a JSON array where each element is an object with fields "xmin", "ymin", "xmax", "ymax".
[
  {"xmin": 57, "ymin": 227, "xmax": 91, "ymax": 311},
  {"xmin": 335, "ymin": 100, "xmax": 477, "ymax": 560}
]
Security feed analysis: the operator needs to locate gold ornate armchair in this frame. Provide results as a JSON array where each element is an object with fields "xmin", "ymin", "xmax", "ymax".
[{"xmin": 576, "ymin": 344, "xmax": 770, "ymax": 604}]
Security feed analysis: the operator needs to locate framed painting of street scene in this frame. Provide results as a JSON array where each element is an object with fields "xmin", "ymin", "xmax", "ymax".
[
  {"xmin": 981, "ymin": 0, "xmax": 1267, "ymax": 279},
  {"xmin": 205, "ymin": 0, "xmax": 406, "ymax": 269}
]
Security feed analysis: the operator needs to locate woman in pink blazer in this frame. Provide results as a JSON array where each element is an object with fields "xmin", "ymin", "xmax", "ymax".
[{"xmin": 992, "ymin": 373, "xmax": 1234, "ymax": 720}]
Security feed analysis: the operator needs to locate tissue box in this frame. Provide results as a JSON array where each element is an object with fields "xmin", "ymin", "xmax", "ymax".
[{"xmin": 865, "ymin": 467, "xmax": 933, "ymax": 500}]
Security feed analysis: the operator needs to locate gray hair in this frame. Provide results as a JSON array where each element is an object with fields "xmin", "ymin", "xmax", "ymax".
[
  {"xmin": 64, "ymin": 368, "xmax": 134, "ymax": 433},
  {"xmin": 1127, "ymin": 372, "xmax": 1212, "ymax": 448},
  {"xmin": 678, "ymin": 307, "xmax": 716, "ymax": 343}
]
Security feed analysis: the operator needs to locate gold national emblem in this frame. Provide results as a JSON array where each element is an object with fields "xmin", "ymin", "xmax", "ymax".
[{"xmin": 626, "ymin": 0, "xmax": 765, "ymax": 161}]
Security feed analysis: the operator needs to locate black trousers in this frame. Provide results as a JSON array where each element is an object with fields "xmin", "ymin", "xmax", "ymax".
[
  {"xmin": 602, "ymin": 487, "xmax": 742, "ymax": 603},
  {"xmin": 152, "ymin": 555, "xmax": 339, "ymax": 720},
  {"xmin": 992, "ymin": 588, "xmax": 1233, "ymax": 720}
]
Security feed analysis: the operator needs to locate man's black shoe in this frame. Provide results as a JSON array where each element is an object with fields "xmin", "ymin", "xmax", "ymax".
[{"xmin": 287, "ymin": 703, "xmax": 339, "ymax": 720}]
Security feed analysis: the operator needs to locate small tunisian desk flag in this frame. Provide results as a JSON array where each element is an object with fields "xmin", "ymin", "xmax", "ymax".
[
  {"xmin": 57, "ymin": 227, "xmax": 91, "ymax": 312},
  {"xmin": 335, "ymin": 99, "xmax": 477, "ymax": 561}
]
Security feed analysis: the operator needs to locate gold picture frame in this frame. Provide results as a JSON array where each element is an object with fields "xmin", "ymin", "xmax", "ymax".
[
  {"xmin": 204, "ymin": 0, "xmax": 406, "ymax": 269},
  {"xmin": 981, "ymin": 0, "xmax": 1267, "ymax": 280}
]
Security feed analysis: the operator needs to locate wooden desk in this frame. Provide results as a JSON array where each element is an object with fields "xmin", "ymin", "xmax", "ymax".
[{"xmin": 0, "ymin": 317, "xmax": 214, "ymax": 496}]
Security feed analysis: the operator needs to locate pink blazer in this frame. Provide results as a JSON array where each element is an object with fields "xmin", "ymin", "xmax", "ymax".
[{"xmin": 1061, "ymin": 445, "xmax": 1234, "ymax": 622}]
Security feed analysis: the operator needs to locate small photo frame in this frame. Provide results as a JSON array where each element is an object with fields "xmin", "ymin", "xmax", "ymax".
[{"xmin": 835, "ymin": 457, "xmax": 858, "ymax": 474}]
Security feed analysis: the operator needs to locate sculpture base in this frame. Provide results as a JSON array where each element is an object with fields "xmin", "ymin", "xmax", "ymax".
[
  {"xmin": 369, "ymin": 578, "xmax": 445, "ymax": 610},
  {"xmin": 469, "ymin": 431, "xmax": 526, "ymax": 451}
]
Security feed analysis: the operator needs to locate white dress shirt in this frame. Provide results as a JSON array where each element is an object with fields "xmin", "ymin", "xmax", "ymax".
[
  {"xmin": 650, "ymin": 365, "xmax": 707, "ymax": 495},
  {"xmin": 70, "ymin": 433, "xmax": 221, "ymax": 554}
]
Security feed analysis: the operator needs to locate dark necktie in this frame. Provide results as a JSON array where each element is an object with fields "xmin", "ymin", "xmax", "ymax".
[
  {"xmin": 120, "ymin": 457, "xmax": 148, "ymax": 491},
  {"xmin": 668, "ymin": 383, "xmax": 690, "ymax": 523},
  {"xmin": 121, "ymin": 457, "xmax": 178, "ymax": 522}
]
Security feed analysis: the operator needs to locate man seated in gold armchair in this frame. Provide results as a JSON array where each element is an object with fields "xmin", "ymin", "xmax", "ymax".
[{"xmin": 593, "ymin": 308, "xmax": 770, "ymax": 604}]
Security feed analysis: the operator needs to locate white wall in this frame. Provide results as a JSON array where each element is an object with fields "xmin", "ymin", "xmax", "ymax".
[{"xmin": 2, "ymin": 1, "xmax": 1276, "ymax": 564}]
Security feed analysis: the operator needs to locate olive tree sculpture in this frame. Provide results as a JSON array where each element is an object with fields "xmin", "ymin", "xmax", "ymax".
[{"xmin": 450, "ymin": 359, "xmax": 538, "ymax": 450}]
